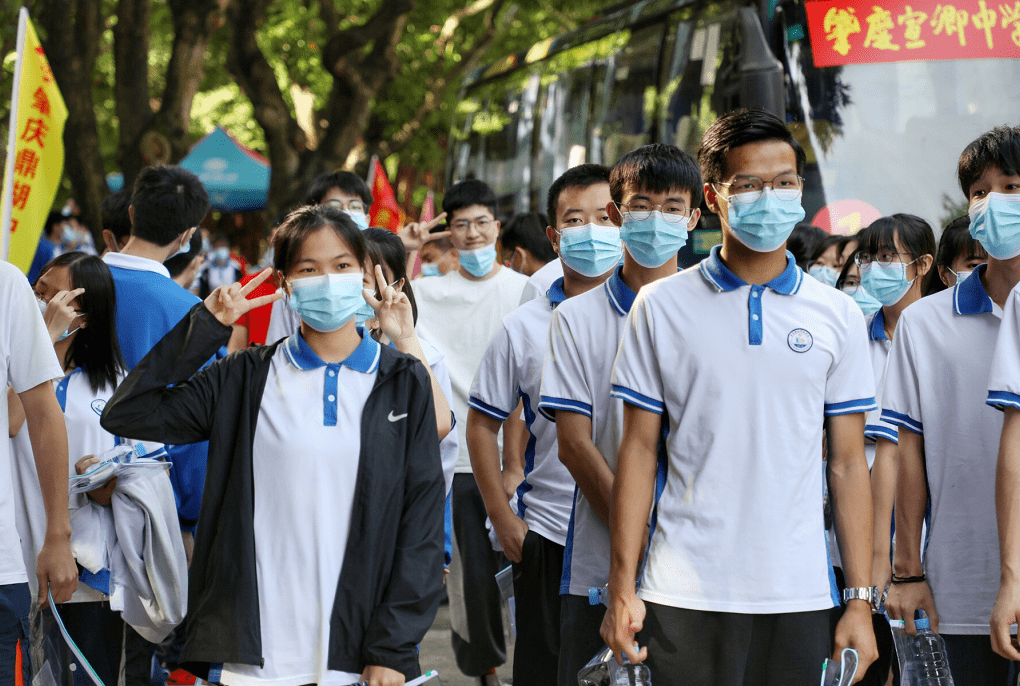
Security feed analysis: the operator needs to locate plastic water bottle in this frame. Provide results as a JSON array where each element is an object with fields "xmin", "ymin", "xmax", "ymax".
[
  {"xmin": 889, "ymin": 617, "xmax": 955, "ymax": 685},
  {"xmin": 589, "ymin": 585, "xmax": 609, "ymax": 607},
  {"xmin": 610, "ymin": 653, "xmax": 651, "ymax": 686}
]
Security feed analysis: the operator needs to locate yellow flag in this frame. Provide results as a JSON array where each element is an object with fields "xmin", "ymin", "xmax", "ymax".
[{"xmin": 1, "ymin": 8, "xmax": 68, "ymax": 274}]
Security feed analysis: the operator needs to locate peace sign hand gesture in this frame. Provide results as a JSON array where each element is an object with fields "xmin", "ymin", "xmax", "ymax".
[
  {"xmin": 398, "ymin": 212, "xmax": 450, "ymax": 253},
  {"xmin": 362, "ymin": 264, "xmax": 414, "ymax": 343},
  {"xmin": 204, "ymin": 268, "xmax": 283, "ymax": 327}
]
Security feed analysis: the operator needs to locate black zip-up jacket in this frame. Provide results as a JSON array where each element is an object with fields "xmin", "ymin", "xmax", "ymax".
[{"xmin": 101, "ymin": 303, "xmax": 444, "ymax": 678}]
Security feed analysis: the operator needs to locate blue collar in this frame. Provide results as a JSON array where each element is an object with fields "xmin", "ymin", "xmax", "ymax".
[
  {"xmin": 869, "ymin": 309, "xmax": 888, "ymax": 341},
  {"xmin": 954, "ymin": 263, "xmax": 994, "ymax": 316},
  {"xmin": 698, "ymin": 245, "xmax": 802, "ymax": 295},
  {"xmin": 605, "ymin": 266, "xmax": 637, "ymax": 316},
  {"xmin": 547, "ymin": 277, "xmax": 567, "ymax": 308},
  {"xmin": 283, "ymin": 329, "xmax": 381, "ymax": 373}
]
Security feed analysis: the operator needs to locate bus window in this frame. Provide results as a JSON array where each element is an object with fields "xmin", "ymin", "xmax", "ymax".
[
  {"xmin": 590, "ymin": 24, "xmax": 666, "ymax": 165},
  {"xmin": 532, "ymin": 63, "xmax": 594, "ymax": 213}
]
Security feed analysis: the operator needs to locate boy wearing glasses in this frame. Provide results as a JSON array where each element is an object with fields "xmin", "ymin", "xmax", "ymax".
[
  {"xmin": 414, "ymin": 179, "xmax": 527, "ymax": 684},
  {"xmin": 305, "ymin": 170, "xmax": 373, "ymax": 228},
  {"xmin": 537, "ymin": 144, "xmax": 701, "ymax": 686},
  {"xmin": 602, "ymin": 110, "xmax": 878, "ymax": 684}
]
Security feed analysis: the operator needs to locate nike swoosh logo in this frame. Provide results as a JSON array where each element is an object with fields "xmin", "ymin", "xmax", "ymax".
[{"xmin": 388, "ymin": 411, "xmax": 408, "ymax": 422}]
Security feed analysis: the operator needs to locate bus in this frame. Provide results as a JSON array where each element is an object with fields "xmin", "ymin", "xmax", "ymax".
[{"xmin": 446, "ymin": 0, "xmax": 1020, "ymax": 264}]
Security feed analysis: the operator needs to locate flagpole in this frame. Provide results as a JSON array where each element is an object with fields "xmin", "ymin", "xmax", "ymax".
[
  {"xmin": 1, "ymin": 7, "xmax": 28, "ymax": 262},
  {"xmin": 365, "ymin": 155, "xmax": 378, "ymax": 186}
]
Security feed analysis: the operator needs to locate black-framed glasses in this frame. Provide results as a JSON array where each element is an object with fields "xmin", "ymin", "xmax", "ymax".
[
  {"xmin": 616, "ymin": 201, "xmax": 693, "ymax": 223},
  {"xmin": 714, "ymin": 174, "xmax": 804, "ymax": 203},
  {"xmin": 324, "ymin": 198, "xmax": 366, "ymax": 213},
  {"xmin": 854, "ymin": 251, "xmax": 915, "ymax": 267}
]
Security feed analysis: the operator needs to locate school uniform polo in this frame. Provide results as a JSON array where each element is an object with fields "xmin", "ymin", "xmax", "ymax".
[
  {"xmin": 988, "ymin": 281, "xmax": 1020, "ymax": 412},
  {"xmin": 538, "ymin": 265, "xmax": 637, "ymax": 596},
  {"xmin": 469, "ymin": 278, "xmax": 572, "ymax": 545},
  {"xmin": 218, "ymin": 332, "xmax": 380, "ymax": 686},
  {"xmin": 882, "ymin": 264, "xmax": 1003, "ymax": 635},
  {"xmin": 862, "ymin": 310, "xmax": 898, "ymax": 450},
  {"xmin": 519, "ymin": 258, "xmax": 564, "ymax": 304},
  {"xmin": 610, "ymin": 246, "xmax": 875, "ymax": 613}
]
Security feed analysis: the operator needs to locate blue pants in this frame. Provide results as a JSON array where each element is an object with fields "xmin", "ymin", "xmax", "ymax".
[{"xmin": 0, "ymin": 583, "xmax": 32, "ymax": 686}]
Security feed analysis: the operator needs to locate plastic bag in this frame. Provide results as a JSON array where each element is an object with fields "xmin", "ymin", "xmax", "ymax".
[{"xmin": 29, "ymin": 591, "xmax": 105, "ymax": 686}]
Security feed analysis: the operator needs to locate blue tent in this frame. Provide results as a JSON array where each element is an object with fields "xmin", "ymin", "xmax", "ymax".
[{"xmin": 106, "ymin": 128, "xmax": 270, "ymax": 212}]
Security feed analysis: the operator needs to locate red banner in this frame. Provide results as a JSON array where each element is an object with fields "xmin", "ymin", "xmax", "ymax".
[
  {"xmin": 367, "ymin": 156, "xmax": 404, "ymax": 233},
  {"xmin": 806, "ymin": 0, "xmax": 1020, "ymax": 66}
]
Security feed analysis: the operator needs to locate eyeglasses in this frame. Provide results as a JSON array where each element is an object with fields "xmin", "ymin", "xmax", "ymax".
[
  {"xmin": 854, "ymin": 251, "xmax": 915, "ymax": 267},
  {"xmin": 616, "ymin": 202, "xmax": 693, "ymax": 223},
  {"xmin": 714, "ymin": 174, "xmax": 804, "ymax": 203},
  {"xmin": 841, "ymin": 284, "xmax": 862, "ymax": 295},
  {"xmin": 450, "ymin": 217, "xmax": 494, "ymax": 231},
  {"xmin": 324, "ymin": 198, "xmax": 366, "ymax": 213}
]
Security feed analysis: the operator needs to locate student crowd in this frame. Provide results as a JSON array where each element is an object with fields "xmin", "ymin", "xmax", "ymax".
[{"xmin": 3, "ymin": 109, "xmax": 1020, "ymax": 686}]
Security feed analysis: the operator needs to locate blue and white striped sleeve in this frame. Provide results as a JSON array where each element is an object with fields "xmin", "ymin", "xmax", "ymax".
[
  {"xmin": 863, "ymin": 407, "xmax": 898, "ymax": 444},
  {"xmin": 881, "ymin": 312, "xmax": 923, "ymax": 435},
  {"xmin": 988, "ymin": 285, "xmax": 1020, "ymax": 412},
  {"xmin": 539, "ymin": 308, "xmax": 594, "ymax": 422},
  {"xmin": 609, "ymin": 291, "xmax": 665, "ymax": 415},
  {"xmin": 468, "ymin": 324, "xmax": 518, "ymax": 423},
  {"xmin": 823, "ymin": 303, "xmax": 877, "ymax": 417}
]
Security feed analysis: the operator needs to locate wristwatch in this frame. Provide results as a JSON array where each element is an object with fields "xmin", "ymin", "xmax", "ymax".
[{"xmin": 842, "ymin": 586, "xmax": 879, "ymax": 609}]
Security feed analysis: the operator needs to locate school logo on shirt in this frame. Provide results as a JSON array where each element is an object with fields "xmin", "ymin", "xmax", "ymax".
[
  {"xmin": 788, "ymin": 328, "xmax": 813, "ymax": 353},
  {"xmin": 91, "ymin": 399, "xmax": 106, "ymax": 416}
]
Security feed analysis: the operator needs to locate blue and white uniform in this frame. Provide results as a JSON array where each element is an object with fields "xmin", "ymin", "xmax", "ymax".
[
  {"xmin": 611, "ymin": 247, "xmax": 875, "ymax": 613},
  {"xmin": 862, "ymin": 310, "xmax": 898, "ymax": 452},
  {"xmin": 988, "ymin": 281, "xmax": 1020, "ymax": 411},
  {"xmin": 538, "ymin": 266, "xmax": 637, "ymax": 596},
  {"xmin": 469, "ymin": 278, "xmax": 572, "ymax": 545},
  {"xmin": 218, "ymin": 332, "xmax": 381, "ymax": 686},
  {"xmin": 882, "ymin": 264, "xmax": 1003, "ymax": 635},
  {"xmin": 520, "ymin": 258, "xmax": 564, "ymax": 304}
]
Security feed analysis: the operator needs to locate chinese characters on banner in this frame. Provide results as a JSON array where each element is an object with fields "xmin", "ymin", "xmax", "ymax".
[
  {"xmin": 1, "ymin": 9, "xmax": 68, "ymax": 273},
  {"xmin": 806, "ymin": 0, "xmax": 1020, "ymax": 66}
]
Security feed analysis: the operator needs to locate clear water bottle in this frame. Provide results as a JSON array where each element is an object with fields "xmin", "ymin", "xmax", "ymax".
[
  {"xmin": 589, "ymin": 585, "xmax": 609, "ymax": 607},
  {"xmin": 889, "ymin": 617, "xmax": 955, "ymax": 686},
  {"xmin": 610, "ymin": 653, "xmax": 651, "ymax": 686}
]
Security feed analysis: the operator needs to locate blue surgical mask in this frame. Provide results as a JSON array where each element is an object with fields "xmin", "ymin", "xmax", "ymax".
[
  {"xmin": 354, "ymin": 298, "xmax": 376, "ymax": 328},
  {"xmin": 620, "ymin": 211, "xmax": 688, "ymax": 268},
  {"xmin": 288, "ymin": 273, "xmax": 365, "ymax": 332},
  {"xmin": 61, "ymin": 225, "xmax": 78, "ymax": 246},
  {"xmin": 202, "ymin": 237, "xmax": 212, "ymax": 254},
  {"xmin": 558, "ymin": 223, "xmax": 622, "ymax": 277},
  {"xmin": 421, "ymin": 262, "xmax": 441, "ymax": 278},
  {"xmin": 969, "ymin": 192, "xmax": 1020, "ymax": 260},
  {"xmin": 843, "ymin": 285, "xmax": 882, "ymax": 316},
  {"xmin": 950, "ymin": 269, "xmax": 972, "ymax": 285},
  {"xmin": 726, "ymin": 189, "xmax": 805, "ymax": 253},
  {"xmin": 808, "ymin": 264, "xmax": 839, "ymax": 288},
  {"xmin": 345, "ymin": 209, "xmax": 370, "ymax": 230},
  {"xmin": 860, "ymin": 259, "xmax": 916, "ymax": 306},
  {"xmin": 213, "ymin": 247, "xmax": 231, "ymax": 264},
  {"xmin": 458, "ymin": 245, "xmax": 497, "ymax": 278},
  {"xmin": 37, "ymin": 297, "xmax": 80, "ymax": 341}
]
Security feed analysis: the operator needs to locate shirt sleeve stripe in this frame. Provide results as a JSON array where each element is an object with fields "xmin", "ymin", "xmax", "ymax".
[
  {"xmin": 864, "ymin": 424, "xmax": 899, "ymax": 444},
  {"xmin": 987, "ymin": 391, "xmax": 1020, "ymax": 412},
  {"xmin": 467, "ymin": 397, "xmax": 512, "ymax": 422},
  {"xmin": 881, "ymin": 409, "xmax": 923, "ymax": 435},
  {"xmin": 610, "ymin": 385, "xmax": 664, "ymax": 415},
  {"xmin": 823, "ymin": 397, "xmax": 877, "ymax": 416},
  {"xmin": 538, "ymin": 395, "xmax": 593, "ymax": 418}
]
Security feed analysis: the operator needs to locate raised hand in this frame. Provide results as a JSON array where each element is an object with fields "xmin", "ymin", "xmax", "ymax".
[
  {"xmin": 203, "ymin": 268, "xmax": 283, "ymax": 327},
  {"xmin": 398, "ymin": 212, "xmax": 449, "ymax": 253},
  {"xmin": 362, "ymin": 264, "xmax": 414, "ymax": 343},
  {"xmin": 42, "ymin": 287, "xmax": 85, "ymax": 343}
]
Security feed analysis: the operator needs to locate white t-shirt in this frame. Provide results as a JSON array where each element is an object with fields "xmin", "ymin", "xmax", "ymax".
[
  {"xmin": 265, "ymin": 293, "xmax": 301, "ymax": 345},
  {"xmin": 537, "ymin": 266, "xmax": 637, "ymax": 595},
  {"xmin": 219, "ymin": 332, "xmax": 381, "ymax": 686},
  {"xmin": 415, "ymin": 265, "xmax": 528, "ymax": 473},
  {"xmin": 0, "ymin": 261, "xmax": 64, "ymax": 585},
  {"xmin": 519, "ymin": 258, "xmax": 564, "ymax": 305},
  {"xmin": 988, "ymin": 280, "xmax": 1020, "ymax": 411},
  {"xmin": 882, "ymin": 264, "xmax": 1004, "ymax": 635},
  {"xmin": 862, "ymin": 310, "xmax": 897, "ymax": 453},
  {"xmin": 469, "ymin": 279, "xmax": 573, "ymax": 545},
  {"xmin": 419, "ymin": 337, "xmax": 458, "ymax": 497},
  {"xmin": 611, "ymin": 248, "xmax": 875, "ymax": 614}
]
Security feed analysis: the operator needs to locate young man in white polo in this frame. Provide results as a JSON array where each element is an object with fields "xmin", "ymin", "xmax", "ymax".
[
  {"xmin": 602, "ymin": 109, "xmax": 878, "ymax": 684},
  {"xmin": 883, "ymin": 125, "xmax": 1020, "ymax": 684},
  {"xmin": 467, "ymin": 164, "xmax": 615, "ymax": 686},
  {"xmin": 537, "ymin": 144, "xmax": 702, "ymax": 686},
  {"xmin": 414, "ymin": 179, "xmax": 527, "ymax": 684}
]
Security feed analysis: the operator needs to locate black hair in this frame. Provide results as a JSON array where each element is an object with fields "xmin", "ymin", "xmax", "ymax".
[
  {"xmin": 546, "ymin": 164, "xmax": 611, "ymax": 226},
  {"xmin": 211, "ymin": 233, "xmax": 230, "ymax": 246},
  {"xmin": 698, "ymin": 108, "xmax": 806, "ymax": 185},
  {"xmin": 808, "ymin": 234, "xmax": 843, "ymax": 265},
  {"xmin": 305, "ymin": 170, "xmax": 373, "ymax": 206},
  {"xmin": 857, "ymin": 214, "xmax": 937, "ymax": 292},
  {"xmin": 100, "ymin": 189, "xmax": 133, "ymax": 243},
  {"xmin": 835, "ymin": 253, "xmax": 858, "ymax": 290},
  {"xmin": 130, "ymin": 165, "xmax": 211, "ymax": 247},
  {"xmin": 426, "ymin": 227, "xmax": 454, "ymax": 251},
  {"xmin": 362, "ymin": 227, "xmax": 418, "ymax": 326},
  {"xmin": 610, "ymin": 144, "xmax": 703, "ymax": 209},
  {"xmin": 958, "ymin": 125, "xmax": 1020, "ymax": 199},
  {"xmin": 787, "ymin": 223, "xmax": 829, "ymax": 269},
  {"xmin": 442, "ymin": 179, "xmax": 497, "ymax": 219},
  {"xmin": 272, "ymin": 204, "xmax": 366, "ymax": 276},
  {"xmin": 44, "ymin": 211, "xmax": 65, "ymax": 238},
  {"xmin": 500, "ymin": 213, "xmax": 556, "ymax": 263},
  {"xmin": 163, "ymin": 230, "xmax": 204, "ymax": 279},
  {"xmin": 927, "ymin": 215, "xmax": 988, "ymax": 295},
  {"xmin": 34, "ymin": 252, "xmax": 125, "ymax": 394}
]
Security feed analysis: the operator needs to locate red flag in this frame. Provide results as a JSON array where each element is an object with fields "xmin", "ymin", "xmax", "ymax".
[{"xmin": 367, "ymin": 155, "xmax": 404, "ymax": 233}]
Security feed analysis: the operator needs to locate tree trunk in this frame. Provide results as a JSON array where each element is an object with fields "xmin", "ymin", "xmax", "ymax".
[{"xmin": 114, "ymin": 0, "xmax": 153, "ymax": 189}]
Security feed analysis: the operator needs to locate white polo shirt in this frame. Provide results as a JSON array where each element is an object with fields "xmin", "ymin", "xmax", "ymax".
[
  {"xmin": 219, "ymin": 332, "xmax": 380, "ymax": 686},
  {"xmin": 469, "ymin": 279, "xmax": 573, "ymax": 546},
  {"xmin": 415, "ymin": 265, "xmax": 528, "ymax": 473},
  {"xmin": 611, "ymin": 246, "xmax": 875, "ymax": 614},
  {"xmin": 0, "ymin": 261, "xmax": 63, "ymax": 586},
  {"xmin": 988, "ymin": 281, "xmax": 1020, "ymax": 411},
  {"xmin": 862, "ymin": 310, "xmax": 898, "ymax": 454},
  {"xmin": 538, "ymin": 266, "xmax": 637, "ymax": 596},
  {"xmin": 520, "ymin": 258, "xmax": 564, "ymax": 304},
  {"xmin": 882, "ymin": 264, "xmax": 1003, "ymax": 635}
]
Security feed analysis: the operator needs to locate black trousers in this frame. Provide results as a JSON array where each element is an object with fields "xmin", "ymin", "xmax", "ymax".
[
  {"xmin": 59, "ymin": 601, "xmax": 125, "ymax": 686},
  {"xmin": 512, "ymin": 531, "xmax": 564, "ymax": 686},
  {"xmin": 450, "ymin": 474, "xmax": 507, "ymax": 676},
  {"xmin": 558, "ymin": 594, "xmax": 608, "ymax": 686},
  {"xmin": 941, "ymin": 634, "xmax": 1017, "ymax": 686},
  {"xmin": 639, "ymin": 601, "xmax": 832, "ymax": 686}
]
